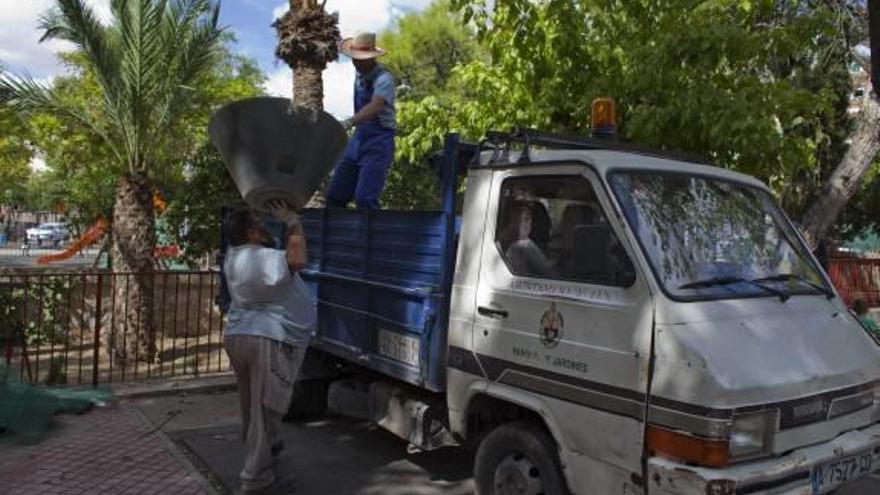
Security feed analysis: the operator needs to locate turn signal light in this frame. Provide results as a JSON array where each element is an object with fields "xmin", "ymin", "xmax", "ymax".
[{"xmin": 646, "ymin": 425, "xmax": 730, "ymax": 468}]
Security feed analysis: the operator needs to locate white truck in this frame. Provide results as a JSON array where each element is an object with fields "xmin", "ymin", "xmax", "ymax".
[{"xmin": 223, "ymin": 127, "xmax": 880, "ymax": 495}]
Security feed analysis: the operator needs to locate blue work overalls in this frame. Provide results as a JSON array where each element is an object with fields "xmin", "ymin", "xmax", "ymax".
[{"xmin": 326, "ymin": 68, "xmax": 396, "ymax": 209}]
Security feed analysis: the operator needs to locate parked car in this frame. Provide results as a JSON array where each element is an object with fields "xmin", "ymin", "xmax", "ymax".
[{"xmin": 26, "ymin": 222, "xmax": 69, "ymax": 247}]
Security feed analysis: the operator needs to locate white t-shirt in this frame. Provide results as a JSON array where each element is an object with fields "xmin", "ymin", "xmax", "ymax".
[{"xmin": 224, "ymin": 244, "xmax": 315, "ymax": 346}]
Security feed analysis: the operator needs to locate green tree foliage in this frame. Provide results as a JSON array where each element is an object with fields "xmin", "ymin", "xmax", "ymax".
[
  {"xmin": 158, "ymin": 47, "xmax": 266, "ymax": 262},
  {"xmin": 17, "ymin": 41, "xmax": 264, "ymax": 257},
  {"xmin": 23, "ymin": 52, "xmax": 118, "ymax": 227},
  {"xmin": 0, "ymin": 106, "xmax": 33, "ymax": 206},
  {"xmin": 395, "ymin": 0, "xmax": 857, "ymax": 220},
  {"xmin": 379, "ymin": 1, "xmax": 484, "ymax": 209},
  {"xmin": 159, "ymin": 146, "xmax": 243, "ymax": 266},
  {"xmin": 840, "ymin": 163, "xmax": 880, "ymax": 237},
  {"xmin": 380, "ymin": 0, "xmax": 481, "ymax": 100}
]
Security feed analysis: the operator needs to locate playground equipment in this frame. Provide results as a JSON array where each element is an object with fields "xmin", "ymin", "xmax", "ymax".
[
  {"xmin": 37, "ymin": 218, "xmax": 181, "ymax": 265},
  {"xmin": 208, "ymin": 97, "xmax": 347, "ymax": 211},
  {"xmin": 36, "ymin": 218, "xmax": 109, "ymax": 265}
]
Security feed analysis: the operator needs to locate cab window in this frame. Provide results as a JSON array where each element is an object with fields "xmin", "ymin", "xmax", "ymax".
[{"xmin": 495, "ymin": 175, "xmax": 635, "ymax": 287}]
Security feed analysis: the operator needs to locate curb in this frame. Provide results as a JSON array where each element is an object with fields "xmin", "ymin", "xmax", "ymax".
[
  {"xmin": 128, "ymin": 404, "xmax": 225, "ymax": 495},
  {"xmin": 113, "ymin": 373, "xmax": 237, "ymax": 399}
]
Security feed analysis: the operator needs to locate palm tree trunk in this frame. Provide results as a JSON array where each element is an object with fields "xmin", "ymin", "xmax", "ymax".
[
  {"xmin": 109, "ymin": 173, "xmax": 157, "ymax": 363},
  {"xmin": 287, "ymin": 0, "xmax": 327, "ymax": 114},
  {"xmin": 288, "ymin": 0, "xmax": 333, "ymax": 206},
  {"xmin": 801, "ymin": 93, "xmax": 880, "ymax": 249},
  {"xmin": 293, "ymin": 63, "xmax": 324, "ymax": 112}
]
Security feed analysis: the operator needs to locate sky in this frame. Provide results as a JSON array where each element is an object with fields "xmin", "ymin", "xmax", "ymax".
[{"xmin": 0, "ymin": 0, "xmax": 433, "ymax": 119}]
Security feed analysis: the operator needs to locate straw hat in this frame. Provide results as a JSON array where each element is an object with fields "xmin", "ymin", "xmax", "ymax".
[{"xmin": 339, "ymin": 32, "xmax": 386, "ymax": 60}]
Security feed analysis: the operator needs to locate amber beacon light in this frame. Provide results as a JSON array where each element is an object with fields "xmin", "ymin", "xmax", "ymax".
[{"xmin": 591, "ymin": 97, "xmax": 617, "ymax": 139}]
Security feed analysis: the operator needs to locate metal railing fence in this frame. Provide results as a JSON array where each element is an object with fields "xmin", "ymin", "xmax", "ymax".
[{"xmin": 1, "ymin": 271, "xmax": 228, "ymax": 386}]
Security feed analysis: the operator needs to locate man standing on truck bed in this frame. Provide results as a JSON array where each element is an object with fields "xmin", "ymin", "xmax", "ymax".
[
  {"xmin": 327, "ymin": 31, "xmax": 396, "ymax": 210},
  {"xmin": 223, "ymin": 201, "xmax": 315, "ymax": 494}
]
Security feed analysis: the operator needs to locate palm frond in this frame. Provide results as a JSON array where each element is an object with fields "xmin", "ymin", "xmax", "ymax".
[
  {"xmin": 6, "ymin": 0, "xmax": 225, "ymax": 176},
  {"xmin": 0, "ymin": 71, "xmax": 123, "ymax": 164},
  {"xmin": 144, "ymin": 0, "xmax": 224, "ymax": 163},
  {"xmin": 112, "ymin": 0, "xmax": 174, "ymax": 172},
  {"xmin": 38, "ymin": 0, "xmax": 121, "ymax": 101}
]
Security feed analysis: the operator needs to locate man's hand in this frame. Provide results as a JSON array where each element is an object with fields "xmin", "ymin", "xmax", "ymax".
[{"xmin": 267, "ymin": 199, "xmax": 300, "ymax": 229}]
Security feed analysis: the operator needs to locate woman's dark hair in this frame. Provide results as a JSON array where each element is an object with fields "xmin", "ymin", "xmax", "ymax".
[
  {"xmin": 853, "ymin": 299, "xmax": 869, "ymax": 316},
  {"xmin": 227, "ymin": 208, "xmax": 264, "ymax": 247}
]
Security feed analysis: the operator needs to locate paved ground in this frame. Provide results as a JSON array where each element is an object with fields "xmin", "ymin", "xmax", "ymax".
[
  {"xmin": 0, "ymin": 401, "xmax": 213, "ymax": 495},
  {"xmin": 132, "ymin": 390, "xmax": 879, "ymax": 495},
  {"xmin": 132, "ymin": 391, "xmax": 474, "ymax": 495},
  {"xmin": 0, "ymin": 246, "xmax": 98, "ymax": 269},
  {"xmin": 1, "ymin": 388, "xmax": 877, "ymax": 494}
]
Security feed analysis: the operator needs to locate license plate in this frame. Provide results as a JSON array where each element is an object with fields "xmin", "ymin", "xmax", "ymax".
[
  {"xmin": 377, "ymin": 329, "xmax": 420, "ymax": 367},
  {"xmin": 810, "ymin": 451, "xmax": 873, "ymax": 494}
]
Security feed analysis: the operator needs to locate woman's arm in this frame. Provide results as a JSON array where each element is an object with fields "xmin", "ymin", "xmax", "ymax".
[
  {"xmin": 285, "ymin": 222, "xmax": 307, "ymax": 272},
  {"xmin": 268, "ymin": 200, "xmax": 307, "ymax": 272}
]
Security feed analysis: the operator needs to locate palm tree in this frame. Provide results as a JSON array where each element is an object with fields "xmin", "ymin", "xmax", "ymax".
[
  {"xmin": 0, "ymin": 0, "xmax": 225, "ymax": 363},
  {"xmin": 274, "ymin": 0, "xmax": 340, "ymax": 207},
  {"xmin": 274, "ymin": 0, "xmax": 340, "ymax": 112}
]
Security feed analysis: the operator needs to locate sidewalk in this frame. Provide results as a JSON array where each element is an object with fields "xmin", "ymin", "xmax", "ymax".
[
  {"xmin": 0, "ymin": 401, "xmax": 215, "ymax": 495},
  {"xmin": 134, "ymin": 390, "xmax": 474, "ymax": 495}
]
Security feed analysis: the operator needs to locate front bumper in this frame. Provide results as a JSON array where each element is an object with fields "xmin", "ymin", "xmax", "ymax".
[{"xmin": 646, "ymin": 422, "xmax": 880, "ymax": 494}]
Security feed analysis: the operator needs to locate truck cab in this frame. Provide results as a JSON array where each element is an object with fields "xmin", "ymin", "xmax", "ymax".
[
  {"xmin": 444, "ymin": 130, "xmax": 880, "ymax": 495},
  {"xmin": 222, "ymin": 130, "xmax": 880, "ymax": 495}
]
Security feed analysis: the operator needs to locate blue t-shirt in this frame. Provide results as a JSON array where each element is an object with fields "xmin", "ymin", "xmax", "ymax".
[
  {"xmin": 357, "ymin": 65, "xmax": 396, "ymax": 130},
  {"xmin": 223, "ymin": 244, "xmax": 316, "ymax": 346}
]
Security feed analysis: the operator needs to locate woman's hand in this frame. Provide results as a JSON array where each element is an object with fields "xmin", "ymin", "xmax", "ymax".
[{"xmin": 267, "ymin": 199, "xmax": 300, "ymax": 229}]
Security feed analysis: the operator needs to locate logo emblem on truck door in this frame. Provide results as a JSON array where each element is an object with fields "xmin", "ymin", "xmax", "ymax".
[{"xmin": 540, "ymin": 302, "xmax": 564, "ymax": 348}]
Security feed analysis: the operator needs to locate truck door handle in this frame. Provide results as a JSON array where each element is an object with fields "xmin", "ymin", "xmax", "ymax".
[{"xmin": 478, "ymin": 306, "xmax": 509, "ymax": 319}]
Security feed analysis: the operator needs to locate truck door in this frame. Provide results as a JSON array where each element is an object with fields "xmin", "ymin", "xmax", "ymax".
[{"xmin": 473, "ymin": 164, "xmax": 654, "ymax": 494}]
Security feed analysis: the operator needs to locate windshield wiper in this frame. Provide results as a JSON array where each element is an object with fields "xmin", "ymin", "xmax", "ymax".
[
  {"xmin": 678, "ymin": 276, "xmax": 790, "ymax": 302},
  {"xmin": 751, "ymin": 274, "xmax": 835, "ymax": 300}
]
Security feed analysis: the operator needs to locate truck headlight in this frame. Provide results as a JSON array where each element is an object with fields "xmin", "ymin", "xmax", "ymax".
[{"xmin": 729, "ymin": 410, "xmax": 777, "ymax": 460}]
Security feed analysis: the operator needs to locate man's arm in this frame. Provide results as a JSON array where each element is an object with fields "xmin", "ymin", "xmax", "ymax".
[
  {"xmin": 349, "ymin": 95, "xmax": 386, "ymax": 126},
  {"xmin": 345, "ymin": 72, "xmax": 394, "ymax": 129}
]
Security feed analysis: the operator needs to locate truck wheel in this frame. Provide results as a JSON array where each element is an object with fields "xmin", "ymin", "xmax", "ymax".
[{"xmin": 474, "ymin": 422, "xmax": 568, "ymax": 495}]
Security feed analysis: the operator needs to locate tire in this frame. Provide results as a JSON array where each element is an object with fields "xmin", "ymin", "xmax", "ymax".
[{"xmin": 474, "ymin": 422, "xmax": 569, "ymax": 495}]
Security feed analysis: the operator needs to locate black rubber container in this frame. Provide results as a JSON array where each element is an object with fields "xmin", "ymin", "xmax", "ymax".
[{"xmin": 209, "ymin": 97, "xmax": 348, "ymax": 211}]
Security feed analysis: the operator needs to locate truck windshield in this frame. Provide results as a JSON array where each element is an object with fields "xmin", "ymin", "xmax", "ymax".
[{"xmin": 609, "ymin": 171, "xmax": 829, "ymax": 301}]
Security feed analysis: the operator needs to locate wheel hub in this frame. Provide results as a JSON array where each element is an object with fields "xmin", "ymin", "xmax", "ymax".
[{"xmin": 493, "ymin": 452, "xmax": 544, "ymax": 495}]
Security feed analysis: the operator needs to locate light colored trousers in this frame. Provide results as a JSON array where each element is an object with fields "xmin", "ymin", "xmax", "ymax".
[{"xmin": 225, "ymin": 335, "xmax": 306, "ymax": 492}]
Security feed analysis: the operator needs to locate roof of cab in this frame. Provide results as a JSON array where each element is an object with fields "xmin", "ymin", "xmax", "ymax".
[
  {"xmin": 465, "ymin": 129, "xmax": 769, "ymax": 191},
  {"xmin": 477, "ymin": 148, "xmax": 770, "ymax": 191}
]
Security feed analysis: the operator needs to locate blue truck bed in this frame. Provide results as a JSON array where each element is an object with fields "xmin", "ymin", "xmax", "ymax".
[
  {"xmin": 221, "ymin": 135, "xmax": 465, "ymax": 393},
  {"xmin": 299, "ymin": 208, "xmax": 457, "ymax": 392}
]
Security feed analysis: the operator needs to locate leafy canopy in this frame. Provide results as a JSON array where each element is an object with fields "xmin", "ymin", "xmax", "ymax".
[
  {"xmin": 379, "ymin": 1, "xmax": 484, "ymax": 210},
  {"xmin": 0, "ymin": 106, "xmax": 33, "ymax": 205},
  {"xmin": 391, "ymin": 0, "xmax": 856, "ymax": 218},
  {"xmin": 19, "ymin": 42, "xmax": 265, "ymax": 256},
  {"xmin": 0, "ymin": 0, "xmax": 226, "ymax": 177}
]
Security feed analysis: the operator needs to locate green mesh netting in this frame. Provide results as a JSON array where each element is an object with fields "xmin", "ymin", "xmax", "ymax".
[{"xmin": 0, "ymin": 362, "xmax": 114, "ymax": 444}]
